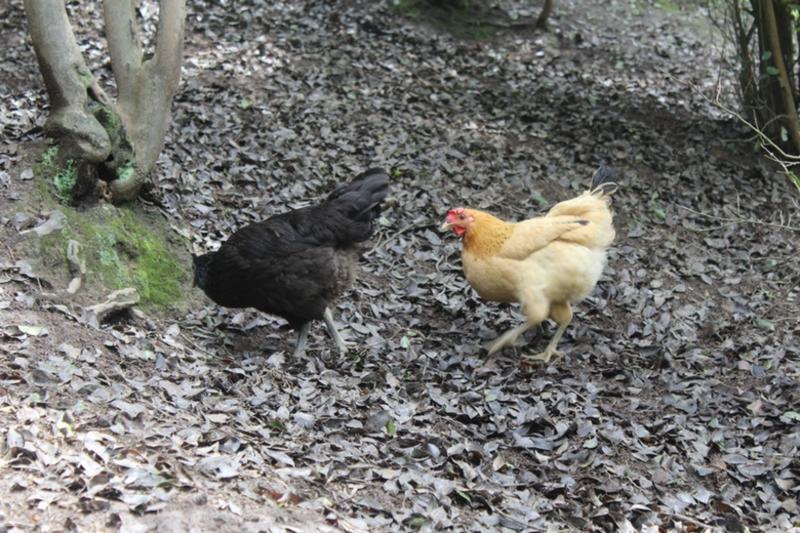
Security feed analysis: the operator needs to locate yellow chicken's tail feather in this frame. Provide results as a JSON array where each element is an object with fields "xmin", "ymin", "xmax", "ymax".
[{"xmin": 590, "ymin": 166, "xmax": 618, "ymax": 197}]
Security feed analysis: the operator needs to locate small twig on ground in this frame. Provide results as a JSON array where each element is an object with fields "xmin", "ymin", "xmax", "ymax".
[
  {"xmin": 365, "ymin": 221, "xmax": 430, "ymax": 257},
  {"xmin": 664, "ymin": 511, "xmax": 717, "ymax": 531},
  {"xmin": 81, "ymin": 288, "xmax": 140, "ymax": 328},
  {"xmin": 3, "ymin": 242, "xmax": 16, "ymax": 263},
  {"xmin": 178, "ymin": 332, "xmax": 217, "ymax": 358},
  {"xmin": 676, "ymin": 204, "xmax": 800, "ymax": 232}
]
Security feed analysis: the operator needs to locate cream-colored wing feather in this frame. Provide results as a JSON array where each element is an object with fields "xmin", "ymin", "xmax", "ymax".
[{"xmin": 497, "ymin": 216, "xmax": 592, "ymax": 261}]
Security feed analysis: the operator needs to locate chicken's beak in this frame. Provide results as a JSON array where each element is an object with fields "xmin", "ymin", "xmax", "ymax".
[{"xmin": 440, "ymin": 221, "xmax": 454, "ymax": 232}]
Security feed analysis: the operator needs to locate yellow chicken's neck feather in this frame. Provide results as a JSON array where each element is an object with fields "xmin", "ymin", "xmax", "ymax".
[{"xmin": 463, "ymin": 210, "xmax": 514, "ymax": 258}]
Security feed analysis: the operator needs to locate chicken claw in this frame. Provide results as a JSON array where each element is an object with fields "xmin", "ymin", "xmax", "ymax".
[
  {"xmin": 323, "ymin": 307, "xmax": 347, "ymax": 354},
  {"xmin": 521, "ymin": 319, "xmax": 569, "ymax": 364},
  {"xmin": 522, "ymin": 348, "xmax": 561, "ymax": 364},
  {"xmin": 485, "ymin": 321, "xmax": 538, "ymax": 356},
  {"xmin": 292, "ymin": 322, "xmax": 311, "ymax": 357}
]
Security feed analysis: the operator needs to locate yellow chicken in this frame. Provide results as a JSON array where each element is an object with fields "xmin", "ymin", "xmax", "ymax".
[{"xmin": 441, "ymin": 167, "xmax": 617, "ymax": 362}]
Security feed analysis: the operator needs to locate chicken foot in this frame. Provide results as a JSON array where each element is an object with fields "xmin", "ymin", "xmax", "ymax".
[
  {"xmin": 292, "ymin": 322, "xmax": 311, "ymax": 357},
  {"xmin": 290, "ymin": 309, "xmax": 346, "ymax": 357},
  {"xmin": 523, "ymin": 321, "xmax": 568, "ymax": 363},
  {"xmin": 523, "ymin": 302, "xmax": 573, "ymax": 364},
  {"xmin": 323, "ymin": 307, "xmax": 347, "ymax": 354},
  {"xmin": 486, "ymin": 321, "xmax": 537, "ymax": 356},
  {"xmin": 486, "ymin": 297, "xmax": 550, "ymax": 356}
]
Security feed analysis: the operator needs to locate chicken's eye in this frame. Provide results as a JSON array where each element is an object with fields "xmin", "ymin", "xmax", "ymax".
[{"xmin": 458, "ymin": 213, "xmax": 465, "ymax": 220}]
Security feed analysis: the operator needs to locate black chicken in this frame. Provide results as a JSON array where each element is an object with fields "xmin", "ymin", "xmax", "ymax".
[{"xmin": 193, "ymin": 168, "xmax": 390, "ymax": 356}]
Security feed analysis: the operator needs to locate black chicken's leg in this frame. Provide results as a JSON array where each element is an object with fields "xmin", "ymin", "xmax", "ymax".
[
  {"xmin": 323, "ymin": 307, "xmax": 347, "ymax": 354},
  {"xmin": 292, "ymin": 322, "xmax": 310, "ymax": 357}
]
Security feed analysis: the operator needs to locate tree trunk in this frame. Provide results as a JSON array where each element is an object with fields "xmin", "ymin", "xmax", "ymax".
[
  {"xmin": 24, "ymin": 0, "xmax": 186, "ymax": 203},
  {"xmin": 762, "ymin": 0, "xmax": 800, "ymax": 153},
  {"xmin": 775, "ymin": 2, "xmax": 795, "ymax": 104},
  {"xmin": 105, "ymin": 0, "xmax": 185, "ymax": 200},
  {"xmin": 23, "ymin": 0, "xmax": 113, "ymax": 164},
  {"xmin": 536, "ymin": 0, "xmax": 554, "ymax": 30},
  {"xmin": 730, "ymin": 0, "xmax": 759, "ymax": 117},
  {"xmin": 751, "ymin": 1, "xmax": 782, "ymax": 141}
]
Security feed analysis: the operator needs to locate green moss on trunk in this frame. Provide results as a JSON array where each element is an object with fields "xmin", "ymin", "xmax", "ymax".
[{"xmin": 37, "ymin": 205, "xmax": 187, "ymax": 308}]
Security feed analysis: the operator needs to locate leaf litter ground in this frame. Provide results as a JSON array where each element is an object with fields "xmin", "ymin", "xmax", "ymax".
[{"xmin": 1, "ymin": 0, "xmax": 799, "ymax": 531}]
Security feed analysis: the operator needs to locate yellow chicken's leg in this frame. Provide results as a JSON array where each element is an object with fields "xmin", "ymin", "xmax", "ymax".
[
  {"xmin": 487, "ymin": 321, "xmax": 536, "ymax": 356},
  {"xmin": 524, "ymin": 302, "xmax": 572, "ymax": 363},
  {"xmin": 487, "ymin": 298, "xmax": 548, "ymax": 356}
]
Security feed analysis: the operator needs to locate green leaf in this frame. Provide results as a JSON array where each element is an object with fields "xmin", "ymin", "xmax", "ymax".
[
  {"xmin": 386, "ymin": 418, "xmax": 397, "ymax": 437},
  {"xmin": 781, "ymin": 411, "xmax": 800, "ymax": 422},
  {"xmin": 756, "ymin": 318, "xmax": 775, "ymax": 331},
  {"xmin": 18, "ymin": 325, "xmax": 46, "ymax": 336},
  {"xmin": 767, "ymin": 66, "xmax": 779, "ymax": 76},
  {"xmin": 651, "ymin": 206, "xmax": 667, "ymax": 221},
  {"xmin": 455, "ymin": 490, "xmax": 472, "ymax": 503},
  {"xmin": 762, "ymin": 50, "xmax": 773, "ymax": 61},
  {"xmin": 781, "ymin": 127, "xmax": 789, "ymax": 143},
  {"xmin": 405, "ymin": 515, "xmax": 427, "ymax": 529},
  {"xmin": 400, "ymin": 335, "xmax": 410, "ymax": 349},
  {"xmin": 788, "ymin": 171, "xmax": 800, "ymax": 192}
]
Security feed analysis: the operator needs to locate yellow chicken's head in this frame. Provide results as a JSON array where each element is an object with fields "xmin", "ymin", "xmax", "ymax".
[{"xmin": 441, "ymin": 207, "xmax": 476, "ymax": 237}]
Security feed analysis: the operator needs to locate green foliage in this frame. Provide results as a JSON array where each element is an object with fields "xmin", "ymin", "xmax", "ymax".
[
  {"xmin": 95, "ymin": 105, "xmax": 121, "ymax": 131},
  {"xmin": 39, "ymin": 206, "xmax": 187, "ymax": 308},
  {"xmin": 655, "ymin": 0, "xmax": 680, "ymax": 13},
  {"xmin": 77, "ymin": 68, "xmax": 93, "ymax": 87},
  {"xmin": 42, "ymin": 145, "xmax": 58, "ymax": 167},
  {"xmin": 266, "ymin": 418, "xmax": 287, "ymax": 432},
  {"xmin": 52, "ymin": 161, "xmax": 77, "ymax": 200},
  {"xmin": 385, "ymin": 418, "xmax": 397, "ymax": 437},
  {"xmin": 789, "ymin": 170, "xmax": 800, "ymax": 193},
  {"xmin": 117, "ymin": 160, "xmax": 136, "ymax": 181},
  {"xmin": 649, "ymin": 192, "xmax": 667, "ymax": 221},
  {"xmin": 40, "ymin": 145, "xmax": 77, "ymax": 202}
]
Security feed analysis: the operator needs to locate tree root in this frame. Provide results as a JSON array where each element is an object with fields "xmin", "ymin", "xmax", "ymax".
[{"xmin": 80, "ymin": 288, "xmax": 140, "ymax": 328}]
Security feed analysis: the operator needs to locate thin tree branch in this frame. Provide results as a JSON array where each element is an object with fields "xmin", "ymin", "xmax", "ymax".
[
  {"xmin": 151, "ymin": 0, "xmax": 186, "ymax": 94},
  {"xmin": 663, "ymin": 512, "xmax": 716, "ymax": 531},
  {"xmin": 103, "ymin": 0, "xmax": 143, "ymax": 109},
  {"xmin": 23, "ymin": 0, "xmax": 110, "ymax": 162},
  {"xmin": 701, "ymin": 75, "xmax": 800, "ymax": 162},
  {"xmin": 24, "ymin": 0, "xmax": 85, "ymax": 109},
  {"xmin": 677, "ymin": 204, "xmax": 800, "ymax": 231}
]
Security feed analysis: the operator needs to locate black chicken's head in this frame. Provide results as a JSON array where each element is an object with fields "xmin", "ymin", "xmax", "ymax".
[{"xmin": 192, "ymin": 253, "xmax": 212, "ymax": 289}]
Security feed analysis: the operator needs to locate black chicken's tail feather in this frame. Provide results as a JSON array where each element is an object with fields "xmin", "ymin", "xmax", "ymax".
[
  {"xmin": 315, "ymin": 167, "xmax": 391, "ymax": 245},
  {"xmin": 328, "ymin": 167, "xmax": 390, "ymax": 221},
  {"xmin": 328, "ymin": 168, "xmax": 389, "ymax": 199},
  {"xmin": 590, "ymin": 166, "xmax": 618, "ymax": 196}
]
